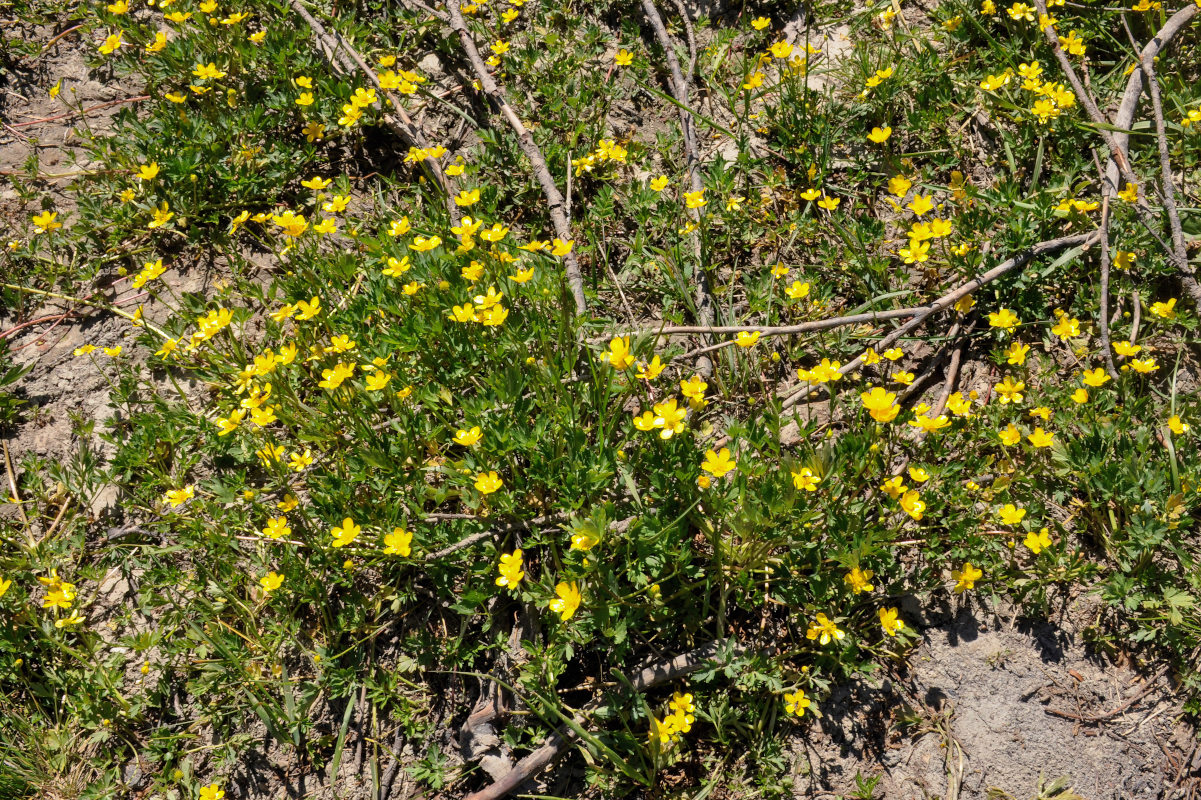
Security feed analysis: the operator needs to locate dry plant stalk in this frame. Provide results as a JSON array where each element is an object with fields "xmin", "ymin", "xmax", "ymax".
[{"xmin": 445, "ymin": 0, "xmax": 588, "ymax": 314}]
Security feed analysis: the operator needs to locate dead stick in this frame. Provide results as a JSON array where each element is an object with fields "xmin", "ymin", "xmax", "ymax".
[
  {"xmin": 1140, "ymin": 54, "xmax": 1200, "ymax": 306},
  {"xmin": 445, "ymin": 0, "xmax": 587, "ymax": 314},
  {"xmin": 778, "ymin": 231, "xmax": 1099, "ymax": 412},
  {"xmin": 1096, "ymin": 189, "xmax": 1121, "ymax": 380},
  {"xmin": 1045, "ymin": 664, "xmax": 1170, "ymax": 722},
  {"xmin": 1034, "ymin": 0, "xmax": 1190, "ymax": 272},
  {"xmin": 423, "ymin": 513, "xmax": 570, "ymax": 561},
  {"xmin": 640, "ymin": 0, "xmax": 718, "ymax": 374},
  {"xmin": 596, "ymin": 306, "xmax": 923, "ymax": 341},
  {"xmin": 10, "ymin": 95, "xmax": 149, "ymax": 128},
  {"xmin": 288, "ymin": 0, "xmax": 461, "ymax": 227},
  {"xmin": 463, "ymin": 638, "xmax": 741, "ymax": 800}
]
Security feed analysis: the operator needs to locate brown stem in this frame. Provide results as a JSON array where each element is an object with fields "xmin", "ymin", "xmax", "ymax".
[{"xmin": 445, "ymin": 0, "xmax": 587, "ymax": 314}]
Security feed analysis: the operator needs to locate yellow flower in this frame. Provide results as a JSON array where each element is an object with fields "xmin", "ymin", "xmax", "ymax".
[
  {"xmin": 1005, "ymin": 342, "xmax": 1029, "ymax": 365},
  {"xmin": 791, "ymin": 467, "xmax": 820, "ymax": 492},
  {"xmin": 1113, "ymin": 341, "xmax": 1141, "ymax": 357},
  {"xmin": 199, "ymin": 784, "xmax": 224, "ymax": 800},
  {"xmin": 614, "ymin": 48, "xmax": 633, "ymax": 66},
  {"xmin": 785, "ymin": 280, "xmax": 810, "ymax": 300},
  {"xmin": 98, "ymin": 30, "xmax": 123, "ymax": 54},
  {"xmin": 549, "ymin": 581, "xmax": 582, "ymax": 620},
  {"xmin": 652, "ymin": 397, "xmax": 688, "ymax": 439},
  {"xmin": 867, "ymin": 126, "xmax": 892, "ymax": 143},
  {"xmin": 1050, "ymin": 314, "xmax": 1080, "ymax": 340},
  {"xmin": 998, "ymin": 423, "xmax": 1021, "ymax": 446},
  {"xmin": 1150, "ymin": 298, "xmax": 1177, "ymax": 320},
  {"xmin": 1129, "ymin": 357, "xmax": 1158, "ymax": 374},
  {"xmin": 900, "ymin": 490, "xmax": 925, "ymax": 520},
  {"xmin": 509, "ymin": 265, "xmax": 535, "ymax": 283},
  {"xmin": 892, "ymin": 370, "xmax": 915, "ymax": 386},
  {"xmin": 1080, "ymin": 367, "xmax": 1109, "ymax": 387},
  {"xmin": 636, "ymin": 356, "xmax": 665, "ymax": 381},
  {"xmin": 888, "ymin": 175, "xmax": 912, "ymax": 197},
  {"xmin": 1112, "ymin": 250, "xmax": 1135, "ymax": 270},
  {"xmin": 601, "ymin": 336, "xmax": 635, "ymax": 369},
  {"xmin": 454, "ymin": 188, "xmax": 480, "ymax": 206},
  {"xmin": 331, "ymin": 517, "xmax": 361, "ymax": 548},
  {"xmin": 454, "ymin": 426, "xmax": 483, "ymax": 446},
  {"xmin": 163, "ymin": 485, "xmax": 194, "ymax": 508},
  {"xmin": 475, "ymin": 471, "xmax": 503, "ymax": 494},
  {"xmin": 806, "ymin": 613, "xmax": 845, "ymax": 645},
  {"xmin": 318, "ymin": 362, "xmax": 355, "ymax": 389},
  {"xmin": 683, "ymin": 190, "xmax": 706, "ymax": 209},
  {"xmin": 1071, "ymin": 388, "xmax": 1089, "ymax": 404},
  {"xmin": 734, "ymin": 331, "xmax": 760, "ymax": 347},
  {"xmin": 860, "ymin": 387, "xmax": 899, "ymax": 423},
  {"xmin": 988, "ymin": 308, "xmax": 1019, "ymax": 332},
  {"xmin": 192, "ymin": 62, "xmax": 226, "ymax": 80},
  {"xmin": 880, "ymin": 606, "xmax": 904, "ymax": 636},
  {"xmin": 1117, "ymin": 182, "xmax": 1138, "ymax": 203},
  {"xmin": 496, "ymin": 549, "xmax": 524, "ymax": 588},
  {"xmin": 383, "ymin": 527, "xmax": 413, "ymax": 556},
  {"xmin": 783, "ymin": 689, "xmax": 811, "ymax": 716},
  {"xmin": 799, "ymin": 188, "xmax": 821, "ymax": 202},
  {"xmin": 816, "ymin": 194, "xmax": 841, "ymax": 211},
  {"xmin": 550, "ymin": 238, "xmax": 574, "ymax": 256},
  {"xmin": 649, "ymin": 175, "xmax": 669, "ymax": 192},
  {"xmin": 845, "ymin": 567, "xmax": 874, "ymax": 593},
  {"xmin": 702, "ymin": 447, "xmax": 736, "ymax": 478},
  {"xmin": 997, "ymin": 503, "xmax": 1026, "ymax": 525},
  {"xmin": 31, "ymin": 210, "xmax": 62, "ymax": 233},
  {"xmin": 148, "ymin": 201, "xmax": 174, "ymax": 229},
  {"xmin": 262, "ymin": 517, "xmax": 290, "ymax": 539},
  {"xmin": 751, "ymin": 16, "xmax": 770, "ymax": 29},
  {"xmin": 365, "ymin": 371, "xmax": 392, "ymax": 391},
  {"xmin": 769, "ymin": 40, "xmax": 793, "ymax": 59},
  {"xmin": 633, "ymin": 410, "xmax": 656, "ymax": 431},
  {"xmin": 1027, "ymin": 427, "xmax": 1054, "ymax": 448},
  {"xmin": 288, "ymin": 449, "xmax": 313, "ymax": 471},
  {"xmin": 1024, "ymin": 528, "xmax": 1052, "ymax": 554},
  {"xmin": 994, "ymin": 377, "xmax": 1025, "ymax": 404},
  {"xmin": 951, "ymin": 563, "xmax": 983, "ymax": 592},
  {"xmin": 259, "ymin": 572, "xmax": 284, "ymax": 593},
  {"xmin": 409, "ymin": 235, "xmax": 442, "ymax": 252},
  {"xmin": 907, "ymin": 194, "xmax": 934, "ymax": 216},
  {"xmin": 881, "ymin": 476, "xmax": 906, "ymax": 499}
]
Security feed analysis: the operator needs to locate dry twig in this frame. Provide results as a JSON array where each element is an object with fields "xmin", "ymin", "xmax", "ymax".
[
  {"xmin": 445, "ymin": 0, "xmax": 588, "ymax": 314},
  {"xmin": 640, "ymin": 0, "xmax": 719, "ymax": 374},
  {"xmin": 288, "ymin": 0, "xmax": 462, "ymax": 227}
]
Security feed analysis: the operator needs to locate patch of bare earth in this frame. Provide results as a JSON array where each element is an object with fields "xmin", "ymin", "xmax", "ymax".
[{"xmin": 798, "ymin": 601, "xmax": 1199, "ymax": 800}]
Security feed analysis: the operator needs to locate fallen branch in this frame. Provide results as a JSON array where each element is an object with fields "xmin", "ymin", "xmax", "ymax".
[
  {"xmin": 288, "ymin": 0, "xmax": 462, "ymax": 227},
  {"xmin": 423, "ymin": 513, "xmax": 570, "ymax": 561},
  {"xmin": 1096, "ymin": 188, "xmax": 1121, "ymax": 380},
  {"xmin": 10, "ymin": 95, "xmax": 149, "ymax": 128},
  {"xmin": 640, "ymin": 0, "xmax": 718, "ymax": 375},
  {"xmin": 463, "ymin": 638, "xmax": 742, "ymax": 800},
  {"xmin": 778, "ymin": 231, "xmax": 1099, "ymax": 412},
  {"xmin": 1044, "ymin": 664, "xmax": 1170, "ymax": 723},
  {"xmin": 445, "ymin": 0, "xmax": 587, "ymax": 314},
  {"xmin": 1140, "ymin": 52, "xmax": 1201, "ymax": 307},
  {"xmin": 592, "ymin": 306, "xmax": 923, "ymax": 342}
]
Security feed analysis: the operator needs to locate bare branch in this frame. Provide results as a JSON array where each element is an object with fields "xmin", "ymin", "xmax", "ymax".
[{"xmin": 445, "ymin": 0, "xmax": 588, "ymax": 314}]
